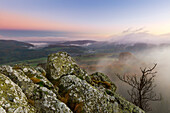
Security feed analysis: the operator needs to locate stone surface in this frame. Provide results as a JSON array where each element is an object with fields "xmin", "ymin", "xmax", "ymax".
[
  {"xmin": 0, "ymin": 73, "xmax": 35, "ymax": 113},
  {"xmin": 57, "ymin": 75, "xmax": 118, "ymax": 112},
  {"xmin": 0, "ymin": 65, "xmax": 72, "ymax": 113},
  {"xmin": 0, "ymin": 52, "xmax": 145, "ymax": 113},
  {"xmin": 90, "ymin": 72, "xmax": 117, "ymax": 94},
  {"xmin": 57, "ymin": 75, "xmax": 144, "ymax": 113},
  {"xmin": 47, "ymin": 52, "xmax": 88, "ymax": 81},
  {"xmin": 0, "ymin": 106, "xmax": 7, "ymax": 113}
]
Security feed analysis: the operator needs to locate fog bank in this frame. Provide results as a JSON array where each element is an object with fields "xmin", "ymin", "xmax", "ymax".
[{"xmin": 95, "ymin": 46, "xmax": 170, "ymax": 113}]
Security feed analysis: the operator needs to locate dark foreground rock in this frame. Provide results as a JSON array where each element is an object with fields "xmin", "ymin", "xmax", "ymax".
[{"xmin": 0, "ymin": 52, "xmax": 145, "ymax": 113}]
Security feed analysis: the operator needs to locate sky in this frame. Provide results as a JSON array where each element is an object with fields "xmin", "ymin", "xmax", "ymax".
[{"xmin": 0, "ymin": 0, "xmax": 170, "ymax": 41}]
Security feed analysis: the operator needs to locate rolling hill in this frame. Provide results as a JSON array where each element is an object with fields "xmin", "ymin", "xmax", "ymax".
[
  {"xmin": 1, "ymin": 39, "xmax": 170, "ymax": 66},
  {"xmin": 0, "ymin": 40, "xmax": 89, "ymax": 64}
]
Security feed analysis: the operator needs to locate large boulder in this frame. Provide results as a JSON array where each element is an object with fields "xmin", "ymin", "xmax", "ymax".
[
  {"xmin": 57, "ymin": 74, "xmax": 144, "ymax": 113},
  {"xmin": 0, "ymin": 65, "xmax": 72, "ymax": 113},
  {"xmin": 0, "ymin": 73, "xmax": 35, "ymax": 113},
  {"xmin": 0, "ymin": 65, "xmax": 36, "ymax": 99},
  {"xmin": 57, "ymin": 75, "xmax": 117, "ymax": 112},
  {"xmin": 47, "ymin": 52, "xmax": 89, "ymax": 81}
]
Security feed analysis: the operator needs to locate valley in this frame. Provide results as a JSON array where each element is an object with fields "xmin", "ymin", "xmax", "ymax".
[{"xmin": 1, "ymin": 39, "xmax": 170, "ymax": 113}]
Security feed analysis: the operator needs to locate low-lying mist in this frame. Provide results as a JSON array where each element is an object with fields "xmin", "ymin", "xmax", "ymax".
[{"xmin": 94, "ymin": 47, "xmax": 170, "ymax": 113}]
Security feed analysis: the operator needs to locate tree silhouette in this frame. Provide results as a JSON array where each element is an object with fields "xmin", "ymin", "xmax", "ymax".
[{"xmin": 116, "ymin": 64, "xmax": 161, "ymax": 111}]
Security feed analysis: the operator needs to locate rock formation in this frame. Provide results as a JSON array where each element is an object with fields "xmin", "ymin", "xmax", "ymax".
[{"xmin": 0, "ymin": 52, "xmax": 145, "ymax": 113}]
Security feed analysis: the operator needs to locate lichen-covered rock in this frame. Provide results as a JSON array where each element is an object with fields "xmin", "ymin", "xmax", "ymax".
[
  {"xmin": 35, "ymin": 66, "xmax": 46, "ymax": 77},
  {"xmin": 90, "ymin": 72, "xmax": 117, "ymax": 94},
  {"xmin": 57, "ymin": 75, "xmax": 117, "ymax": 112},
  {"xmin": 0, "ymin": 106, "xmax": 7, "ymax": 113},
  {"xmin": 12, "ymin": 64, "xmax": 56, "ymax": 91},
  {"xmin": 37, "ymin": 63, "xmax": 47, "ymax": 72},
  {"xmin": 0, "ymin": 73, "xmax": 35, "ymax": 113},
  {"xmin": 32, "ymin": 84, "xmax": 73, "ymax": 113},
  {"xmin": 56, "ymin": 74, "xmax": 144, "ymax": 113},
  {"xmin": 0, "ymin": 65, "xmax": 35, "ymax": 99},
  {"xmin": 0, "ymin": 65, "xmax": 72, "ymax": 113},
  {"xmin": 113, "ymin": 93, "xmax": 144, "ymax": 113},
  {"xmin": 47, "ymin": 52, "xmax": 89, "ymax": 81}
]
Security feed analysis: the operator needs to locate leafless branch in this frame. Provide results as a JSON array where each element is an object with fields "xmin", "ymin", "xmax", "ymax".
[{"xmin": 116, "ymin": 64, "xmax": 161, "ymax": 111}]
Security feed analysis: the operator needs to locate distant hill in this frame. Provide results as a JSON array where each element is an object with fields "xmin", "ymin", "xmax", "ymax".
[
  {"xmin": 0, "ymin": 40, "xmax": 48, "ymax": 64},
  {"xmin": 0, "ymin": 40, "xmax": 89, "ymax": 64},
  {"xmin": 87, "ymin": 41, "xmax": 161, "ymax": 53},
  {"xmin": 0, "ymin": 40, "xmax": 34, "ymax": 49}
]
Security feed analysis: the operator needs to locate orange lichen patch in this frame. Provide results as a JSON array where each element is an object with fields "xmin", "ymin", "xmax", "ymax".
[
  {"xmin": 59, "ymin": 96, "xmax": 68, "ymax": 104},
  {"xmin": 66, "ymin": 101, "xmax": 84, "ymax": 113},
  {"xmin": 74, "ymin": 102, "xmax": 83, "ymax": 113},
  {"xmin": 12, "ymin": 66, "xmax": 22, "ymax": 70},
  {"xmin": 42, "ymin": 72, "xmax": 46, "ymax": 77},
  {"xmin": 92, "ymin": 80, "xmax": 112, "ymax": 89},
  {"xmin": 28, "ymin": 99, "xmax": 35, "ymax": 106},
  {"xmin": 58, "ymin": 90, "xmax": 84, "ymax": 112},
  {"xmin": 102, "ymin": 81, "xmax": 112, "ymax": 89},
  {"xmin": 59, "ymin": 90, "xmax": 70, "ymax": 104},
  {"xmin": 26, "ymin": 73, "xmax": 35, "ymax": 78},
  {"xmin": 30, "ymin": 77, "xmax": 41, "ymax": 83}
]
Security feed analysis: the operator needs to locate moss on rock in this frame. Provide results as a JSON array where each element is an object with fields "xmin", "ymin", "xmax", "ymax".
[{"xmin": 90, "ymin": 72, "xmax": 117, "ymax": 94}]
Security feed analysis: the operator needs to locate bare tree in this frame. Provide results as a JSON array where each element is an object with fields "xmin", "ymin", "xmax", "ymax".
[{"xmin": 116, "ymin": 64, "xmax": 161, "ymax": 111}]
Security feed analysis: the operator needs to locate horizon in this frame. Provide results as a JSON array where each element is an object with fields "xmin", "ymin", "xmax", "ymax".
[{"xmin": 1, "ymin": 0, "xmax": 170, "ymax": 42}]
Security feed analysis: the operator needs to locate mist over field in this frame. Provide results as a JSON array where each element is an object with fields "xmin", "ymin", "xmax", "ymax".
[
  {"xmin": 137, "ymin": 47, "xmax": 170, "ymax": 113},
  {"xmin": 92, "ymin": 46, "xmax": 170, "ymax": 113}
]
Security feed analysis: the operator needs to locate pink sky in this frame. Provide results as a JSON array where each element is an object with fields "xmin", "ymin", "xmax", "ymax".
[{"xmin": 1, "ymin": 0, "xmax": 170, "ymax": 41}]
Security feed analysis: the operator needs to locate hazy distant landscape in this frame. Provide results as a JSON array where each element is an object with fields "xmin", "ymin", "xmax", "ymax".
[{"xmin": 1, "ymin": 38, "xmax": 170, "ymax": 112}]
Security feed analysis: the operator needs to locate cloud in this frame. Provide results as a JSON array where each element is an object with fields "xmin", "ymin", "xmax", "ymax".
[
  {"xmin": 122, "ymin": 28, "xmax": 132, "ymax": 33},
  {"xmin": 109, "ymin": 28, "xmax": 170, "ymax": 44},
  {"xmin": 133, "ymin": 27, "xmax": 146, "ymax": 33},
  {"xmin": 122, "ymin": 27, "xmax": 146, "ymax": 34}
]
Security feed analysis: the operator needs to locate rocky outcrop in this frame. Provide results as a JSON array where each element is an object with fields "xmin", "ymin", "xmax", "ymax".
[
  {"xmin": 0, "ymin": 52, "xmax": 145, "ymax": 113},
  {"xmin": 0, "ymin": 65, "xmax": 72, "ymax": 113},
  {"xmin": 0, "ymin": 73, "xmax": 35, "ymax": 113}
]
